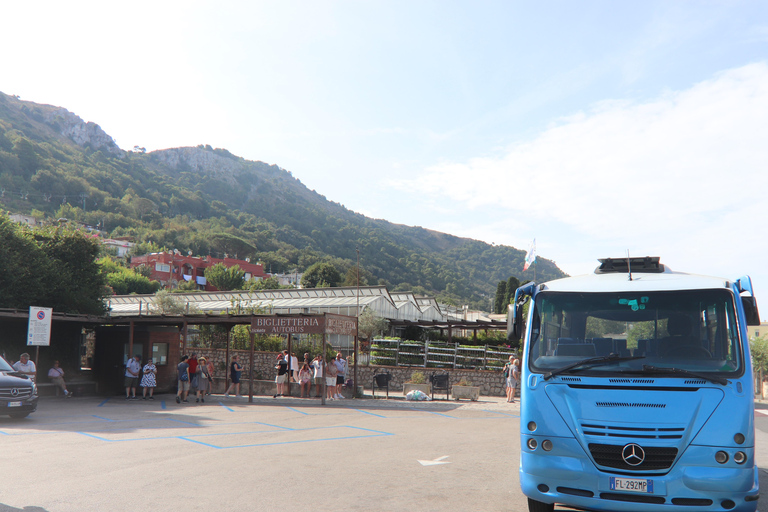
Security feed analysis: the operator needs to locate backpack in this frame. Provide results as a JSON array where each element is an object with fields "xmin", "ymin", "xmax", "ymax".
[
  {"xmin": 180, "ymin": 371, "xmax": 189, "ymax": 382},
  {"xmin": 502, "ymin": 365, "xmax": 510, "ymax": 379}
]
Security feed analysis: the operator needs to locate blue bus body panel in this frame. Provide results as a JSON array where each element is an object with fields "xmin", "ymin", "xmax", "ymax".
[{"xmin": 519, "ymin": 273, "xmax": 759, "ymax": 512}]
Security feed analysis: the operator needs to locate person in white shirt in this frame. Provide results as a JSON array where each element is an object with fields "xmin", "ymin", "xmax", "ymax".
[
  {"xmin": 48, "ymin": 360, "xmax": 72, "ymax": 397},
  {"xmin": 290, "ymin": 352, "xmax": 299, "ymax": 383},
  {"xmin": 333, "ymin": 353, "xmax": 347, "ymax": 399},
  {"xmin": 13, "ymin": 353, "xmax": 37, "ymax": 382},
  {"xmin": 311, "ymin": 355, "xmax": 325, "ymax": 398},
  {"xmin": 124, "ymin": 355, "xmax": 141, "ymax": 400}
]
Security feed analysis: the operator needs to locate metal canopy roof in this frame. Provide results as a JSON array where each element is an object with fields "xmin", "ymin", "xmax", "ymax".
[{"xmin": 106, "ymin": 286, "xmax": 454, "ymax": 323}]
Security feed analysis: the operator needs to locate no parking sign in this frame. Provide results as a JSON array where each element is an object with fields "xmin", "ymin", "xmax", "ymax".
[{"xmin": 27, "ymin": 306, "xmax": 52, "ymax": 346}]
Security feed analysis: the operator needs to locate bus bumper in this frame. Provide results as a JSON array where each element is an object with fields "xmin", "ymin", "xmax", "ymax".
[{"xmin": 520, "ymin": 437, "xmax": 759, "ymax": 512}]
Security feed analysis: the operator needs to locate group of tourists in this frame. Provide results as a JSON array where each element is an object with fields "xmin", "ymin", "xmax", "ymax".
[
  {"xmin": 5, "ymin": 352, "xmax": 73, "ymax": 398},
  {"xmin": 276, "ymin": 350, "xmax": 347, "ymax": 400},
  {"xmin": 124, "ymin": 354, "xmax": 160, "ymax": 400},
  {"xmin": 175, "ymin": 353, "xmax": 214, "ymax": 403}
]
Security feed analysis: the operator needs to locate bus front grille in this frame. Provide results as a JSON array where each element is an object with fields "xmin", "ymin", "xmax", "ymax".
[{"xmin": 589, "ymin": 443, "xmax": 678, "ymax": 471}]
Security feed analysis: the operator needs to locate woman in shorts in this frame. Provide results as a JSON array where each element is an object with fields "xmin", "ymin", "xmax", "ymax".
[{"xmin": 326, "ymin": 357, "xmax": 338, "ymax": 400}]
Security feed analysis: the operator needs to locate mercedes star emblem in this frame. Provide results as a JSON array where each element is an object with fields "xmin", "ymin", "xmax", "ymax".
[
  {"xmin": 10, "ymin": 388, "xmax": 19, "ymax": 397},
  {"xmin": 622, "ymin": 443, "xmax": 645, "ymax": 466}
]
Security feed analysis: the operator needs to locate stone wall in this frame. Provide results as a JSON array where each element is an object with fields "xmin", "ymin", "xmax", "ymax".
[{"xmin": 192, "ymin": 348, "xmax": 508, "ymax": 397}]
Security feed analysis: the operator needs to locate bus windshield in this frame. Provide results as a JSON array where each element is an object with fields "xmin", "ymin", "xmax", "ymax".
[{"xmin": 528, "ymin": 289, "xmax": 742, "ymax": 376}]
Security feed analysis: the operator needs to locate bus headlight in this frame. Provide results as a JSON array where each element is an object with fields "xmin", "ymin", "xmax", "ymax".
[
  {"xmin": 542, "ymin": 439, "xmax": 553, "ymax": 451},
  {"xmin": 734, "ymin": 452, "xmax": 747, "ymax": 464},
  {"xmin": 715, "ymin": 451, "xmax": 729, "ymax": 464},
  {"xmin": 527, "ymin": 438, "xmax": 538, "ymax": 450},
  {"xmin": 527, "ymin": 421, "xmax": 537, "ymax": 432}
]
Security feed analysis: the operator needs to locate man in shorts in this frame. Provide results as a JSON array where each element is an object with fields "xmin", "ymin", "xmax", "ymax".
[
  {"xmin": 124, "ymin": 355, "xmax": 141, "ymax": 400},
  {"xmin": 311, "ymin": 354, "xmax": 324, "ymax": 398},
  {"xmin": 334, "ymin": 353, "xmax": 347, "ymax": 399},
  {"xmin": 176, "ymin": 355, "xmax": 190, "ymax": 404}
]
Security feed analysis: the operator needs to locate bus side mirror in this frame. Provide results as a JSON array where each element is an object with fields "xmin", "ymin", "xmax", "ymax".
[
  {"xmin": 507, "ymin": 303, "xmax": 522, "ymax": 342},
  {"xmin": 742, "ymin": 296, "xmax": 760, "ymax": 326},
  {"xmin": 736, "ymin": 276, "xmax": 761, "ymax": 326},
  {"xmin": 507, "ymin": 282, "xmax": 535, "ymax": 342}
]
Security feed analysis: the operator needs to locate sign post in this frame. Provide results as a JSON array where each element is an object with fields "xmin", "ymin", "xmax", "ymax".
[
  {"xmin": 27, "ymin": 306, "xmax": 52, "ymax": 373},
  {"xmin": 27, "ymin": 307, "xmax": 52, "ymax": 347}
]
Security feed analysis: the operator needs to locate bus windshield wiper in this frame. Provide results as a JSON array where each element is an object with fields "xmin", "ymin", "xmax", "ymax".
[
  {"xmin": 639, "ymin": 365, "xmax": 728, "ymax": 386},
  {"xmin": 543, "ymin": 354, "xmax": 645, "ymax": 380}
]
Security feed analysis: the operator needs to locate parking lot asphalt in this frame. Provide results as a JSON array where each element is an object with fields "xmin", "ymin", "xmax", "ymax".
[
  {"xmin": 7, "ymin": 394, "xmax": 768, "ymax": 512},
  {"xmin": 0, "ymin": 394, "xmax": 522, "ymax": 512}
]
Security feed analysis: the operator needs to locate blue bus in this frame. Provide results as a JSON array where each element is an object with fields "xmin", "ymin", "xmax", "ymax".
[{"xmin": 508, "ymin": 257, "xmax": 761, "ymax": 512}]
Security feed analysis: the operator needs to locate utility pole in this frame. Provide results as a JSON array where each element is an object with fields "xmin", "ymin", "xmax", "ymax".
[{"xmin": 354, "ymin": 247, "xmax": 360, "ymax": 397}]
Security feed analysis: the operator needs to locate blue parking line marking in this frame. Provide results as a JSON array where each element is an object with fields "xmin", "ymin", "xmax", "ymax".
[
  {"xmin": 97, "ymin": 399, "xmax": 110, "ymax": 407},
  {"xmin": 91, "ymin": 415, "xmax": 116, "ymax": 422},
  {"xmin": 180, "ymin": 437, "xmax": 222, "ymax": 448},
  {"xmin": 218, "ymin": 401, "xmax": 235, "ymax": 412},
  {"xmin": 161, "ymin": 401, "xmax": 167, "ymax": 410},
  {"xmin": 413, "ymin": 409, "xmax": 456, "ymax": 418},
  {"xmin": 283, "ymin": 406, "xmax": 308, "ymax": 415},
  {"xmin": 346, "ymin": 407, "xmax": 387, "ymax": 418}
]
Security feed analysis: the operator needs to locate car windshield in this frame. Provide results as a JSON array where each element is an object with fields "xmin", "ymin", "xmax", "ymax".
[
  {"xmin": 0, "ymin": 356, "xmax": 14, "ymax": 372},
  {"xmin": 528, "ymin": 288, "xmax": 742, "ymax": 377}
]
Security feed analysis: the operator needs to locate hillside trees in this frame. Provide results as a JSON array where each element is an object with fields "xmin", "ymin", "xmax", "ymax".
[
  {"xmin": 0, "ymin": 92, "xmax": 569, "ymax": 310},
  {"xmin": 301, "ymin": 262, "xmax": 341, "ymax": 288},
  {"xmin": 494, "ymin": 281, "xmax": 507, "ymax": 314},
  {"xmin": 205, "ymin": 263, "xmax": 246, "ymax": 291},
  {"xmin": 0, "ymin": 214, "xmax": 106, "ymax": 314},
  {"xmin": 99, "ymin": 257, "xmax": 161, "ymax": 295}
]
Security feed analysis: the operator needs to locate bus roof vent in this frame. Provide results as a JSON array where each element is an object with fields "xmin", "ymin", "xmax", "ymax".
[{"xmin": 595, "ymin": 256, "xmax": 665, "ymax": 274}]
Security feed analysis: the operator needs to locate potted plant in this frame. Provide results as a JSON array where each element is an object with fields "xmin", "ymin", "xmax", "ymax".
[
  {"xmin": 403, "ymin": 370, "xmax": 431, "ymax": 396},
  {"xmin": 451, "ymin": 377, "xmax": 480, "ymax": 401}
]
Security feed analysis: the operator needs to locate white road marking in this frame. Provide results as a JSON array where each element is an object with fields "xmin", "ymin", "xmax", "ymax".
[{"xmin": 418, "ymin": 455, "xmax": 451, "ymax": 466}]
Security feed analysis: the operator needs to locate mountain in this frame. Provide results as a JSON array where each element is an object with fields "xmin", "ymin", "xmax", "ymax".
[{"xmin": 0, "ymin": 91, "xmax": 567, "ymax": 308}]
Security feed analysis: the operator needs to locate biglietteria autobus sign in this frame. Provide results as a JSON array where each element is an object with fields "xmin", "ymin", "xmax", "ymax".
[{"xmin": 250, "ymin": 314, "xmax": 357, "ymax": 336}]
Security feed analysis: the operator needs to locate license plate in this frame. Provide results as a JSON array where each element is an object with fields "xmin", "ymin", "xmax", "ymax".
[
  {"xmin": 610, "ymin": 477, "xmax": 653, "ymax": 493},
  {"xmin": 7, "ymin": 401, "xmax": 22, "ymax": 407}
]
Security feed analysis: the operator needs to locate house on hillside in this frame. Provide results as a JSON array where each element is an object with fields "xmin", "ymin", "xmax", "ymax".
[
  {"xmin": 129, "ymin": 252, "xmax": 268, "ymax": 291},
  {"xmin": 101, "ymin": 238, "xmax": 134, "ymax": 258}
]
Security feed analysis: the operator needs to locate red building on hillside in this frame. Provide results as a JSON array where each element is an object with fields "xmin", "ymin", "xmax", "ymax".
[{"xmin": 130, "ymin": 252, "xmax": 268, "ymax": 291}]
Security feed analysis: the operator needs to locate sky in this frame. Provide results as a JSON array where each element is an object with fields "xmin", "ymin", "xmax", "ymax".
[{"xmin": 2, "ymin": 1, "xmax": 768, "ymax": 316}]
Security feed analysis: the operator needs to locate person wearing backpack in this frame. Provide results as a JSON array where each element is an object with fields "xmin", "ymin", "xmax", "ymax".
[
  {"xmin": 176, "ymin": 355, "xmax": 190, "ymax": 404},
  {"xmin": 503, "ymin": 356, "xmax": 516, "ymax": 403}
]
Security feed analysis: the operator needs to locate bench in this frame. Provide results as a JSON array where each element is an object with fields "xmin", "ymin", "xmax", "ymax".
[{"xmin": 37, "ymin": 380, "xmax": 99, "ymax": 396}]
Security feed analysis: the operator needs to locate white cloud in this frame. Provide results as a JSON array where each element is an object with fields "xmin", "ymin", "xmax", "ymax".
[{"xmin": 395, "ymin": 63, "xmax": 768, "ymax": 311}]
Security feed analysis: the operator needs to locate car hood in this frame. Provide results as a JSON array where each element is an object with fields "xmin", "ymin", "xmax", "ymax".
[{"xmin": 0, "ymin": 371, "xmax": 35, "ymax": 386}]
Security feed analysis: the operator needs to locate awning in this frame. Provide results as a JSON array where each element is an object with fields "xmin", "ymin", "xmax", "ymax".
[
  {"xmin": 196, "ymin": 276, "xmax": 207, "ymax": 285},
  {"xmin": 183, "ymin": 274, "xmax": 192, "ymax": 281}
]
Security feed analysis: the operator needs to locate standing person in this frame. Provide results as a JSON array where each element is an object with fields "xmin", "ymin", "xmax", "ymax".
[
  {"xmin": 274, "ymin": 354, "xmax": 288, "ymax": 398},
  {"xmin": 333, "ymin": 352, "xmax": 347, "ymax": 399},
  {"xmin": 187, "ymin": 352, "xmax": 199, "ymax": 396},
  {"xmin": 511, "ymin": 359, "xmax": 521, "ymax": 401},
  {"xmin": 504, "ymin": 356, "xmax": 517, "ymax": 403},
  {"xmin": 13, "ymin": 353, "xmax": 37, "ymax": 382},
  {"xmin": 224, "ymin": 355, "xmax": 243, "ymax": 398},
  {"xmin": 176, "ymin": 355, "xmax": 190, "ymax": 404},
  {"xmin": 326, "ymin": 356, "xmax": 338, "ymax": 400},
  {"xmin": 125, "ymin": 355, "xmax": 141, "ymax": 400},
  {"xmin": 47, "ymin": 360, "xmax": 72, "ymax": 397},
  {"xmin": 298, "ymin": 363, "xmax": 312, "ymax": 398},
  {"xmin": 206, "ymin": 358, "xmax": 215, "ymax": 396},
  {"xmin": 290, "ymin": 352, "xmax": 299, "ymax": 383},
  {"xmin": 141, "ymin": 358, "xmax": 157, "ymax": 400},
  {"xmin": 311, "ymin": 354, "xmax": 324, "ymax": 398},
  {"xmin": 195, "ymin": 357, "xmax": 210, "ymax": 403}
]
